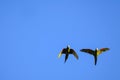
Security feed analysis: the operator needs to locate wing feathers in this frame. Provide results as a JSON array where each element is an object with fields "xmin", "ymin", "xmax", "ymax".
[
  {"xmin": 58, "ymin": 49, "xmax": 66, "ymax": 58},
  {"xmin": 70, "ymin": 49, "xmax": 79, "ymax": 59},
  {"xmin": 97, "ymin": 48, "xmax": 110, "ymax": 55},
  {"xmin": 80, "ymin": 49, "xmax": 95, "ymax": 55}
]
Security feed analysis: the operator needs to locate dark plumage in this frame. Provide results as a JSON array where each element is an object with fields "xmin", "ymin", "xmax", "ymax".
[
  {"xmin": 58, "ymin": 45, "xmax": 79, "ymax": 63},
  {"xmin": 80, "ymin": 48, "xmax": 109, "ymax": 65}
]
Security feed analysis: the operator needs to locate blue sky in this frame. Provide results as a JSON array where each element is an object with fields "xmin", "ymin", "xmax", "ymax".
[{"xmin": 0, "ymin": 0, "xmax": 120, "ymax": 80}]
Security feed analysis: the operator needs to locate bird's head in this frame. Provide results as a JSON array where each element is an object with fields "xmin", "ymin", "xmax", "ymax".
[
  {"xmin": 67, "ymin": 45, "xmax": 70, "ymax": 50},
  {"xmin": 67, "ymin": 45, "xmax": 70, "ymax": 52},
  {"xmin": 96, "ymin": 48, "xmax": 99, "ymax": 51}
]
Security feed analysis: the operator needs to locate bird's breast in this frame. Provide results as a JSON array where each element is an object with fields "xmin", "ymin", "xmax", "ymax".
[{"xmin": 67, "ymin": 49, "xmax": 70, "ymax": 53}]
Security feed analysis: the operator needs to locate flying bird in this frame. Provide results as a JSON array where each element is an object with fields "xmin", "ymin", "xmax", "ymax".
[
  {"xmin": 58, "ymin": 45, "xmax": 79, "ymax": 63},
  {"xmin": 80, "ymin": 48, "xmax": 109, "ymax": 65}
]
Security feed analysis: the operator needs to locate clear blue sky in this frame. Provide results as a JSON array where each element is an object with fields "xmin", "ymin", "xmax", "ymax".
[{"xmin": 0, "ymin": 0, "xmax": 120, "ymax": 80}]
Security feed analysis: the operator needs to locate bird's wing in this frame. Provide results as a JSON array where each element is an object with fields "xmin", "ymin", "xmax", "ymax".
[
  {"xmin": 97, "ymin": 48, "xmax": 110, "ymax": 55},
  {"xmin": 70, "ymin": 49, "xmax": 79, "ymax": 59},
  {"xmin": 58, "ymin": 48, "xmax": 66, "ymax": 58},
  {"xmin": 80, "ymin": 49, "xmax": 94, "ymax": 55}
]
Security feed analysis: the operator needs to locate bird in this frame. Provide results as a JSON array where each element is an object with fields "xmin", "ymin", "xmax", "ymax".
[
  {"xmin": 80, "ymin": 48, "xmax": 109, "ymax": 65},
  {"xmin": 58, "ymin": 45, "xmax": 79, "ymax": 63}
]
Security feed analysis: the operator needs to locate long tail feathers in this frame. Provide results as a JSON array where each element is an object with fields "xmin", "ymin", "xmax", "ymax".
[
  {"xmin": 94, "ymin": 54, "xmax": 97, "ymax": 65},
  {"xmin": 64, "ymin": 54, "xmax": 69, "ymax": 63}
]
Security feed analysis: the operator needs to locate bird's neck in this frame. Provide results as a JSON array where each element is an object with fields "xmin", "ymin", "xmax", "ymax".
[
  {"xmin": 95, "ymin": 49, "xmax": 99, "ymax": 56},
  {"xmin": 67, "ymin": 48, "xmax": 70, "ymax": 52}
]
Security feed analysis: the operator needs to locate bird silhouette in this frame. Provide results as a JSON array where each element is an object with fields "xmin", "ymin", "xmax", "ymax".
[
  {"xmin": 58, "ymin": 45, "xmax": 79, "ymax": 63},
  {"xmin": 80, "ymin": 48, "xmax": 109, "ymax": 65}
]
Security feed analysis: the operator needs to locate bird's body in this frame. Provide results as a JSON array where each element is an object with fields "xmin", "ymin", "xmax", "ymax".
[
  {"xmin": 58, "ymin": 45, "xmax": 79, "ymax": 63},
  {"xmin": 80, "ymin": 48, "xmax": 109, "ymax": 65}
]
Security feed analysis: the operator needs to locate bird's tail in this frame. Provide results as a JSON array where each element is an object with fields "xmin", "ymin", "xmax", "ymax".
[
  {"xmin": 94, "ymin": 53, "xmax": 97, "ymax": 65},
  {"xmin": 64, "ymin": 54, "xmax": 69, "ymax": 63}
]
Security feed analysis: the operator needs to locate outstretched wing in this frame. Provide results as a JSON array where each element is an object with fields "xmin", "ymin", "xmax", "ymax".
[
  {"xmin": 70, "ymin": 49, "xmax": 79, "ymax": 59},
  {"xmin": 80, "ymin": 49, "xmax": 94, "ymax": 55},
  {"xmin": 97, "ymin": 48, "xmax": 110, "ymax": 55},
  {"xmin": 58, "ymin": 48, "xmax": 66, "ymax": 58}
]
